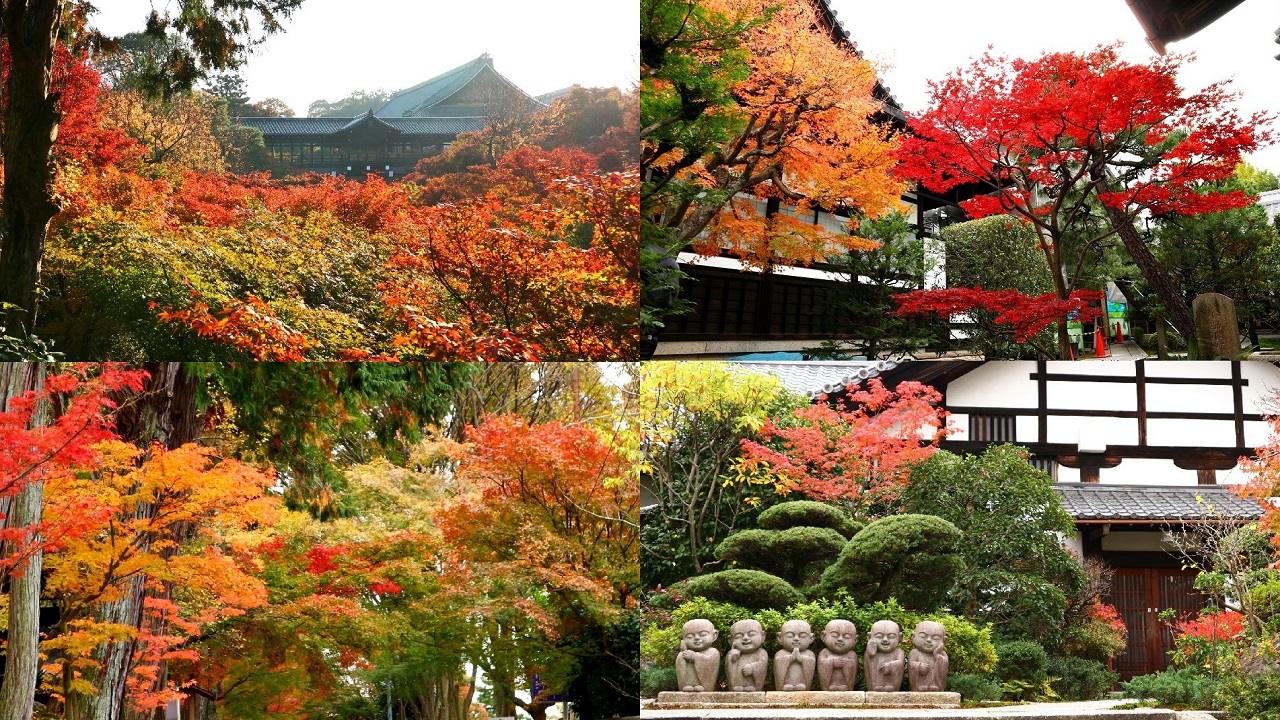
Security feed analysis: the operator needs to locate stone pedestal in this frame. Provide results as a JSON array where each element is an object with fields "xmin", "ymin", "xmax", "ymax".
[{"xmin": 650, "ymin": 690, "xmax": 960, "ymax": 709}]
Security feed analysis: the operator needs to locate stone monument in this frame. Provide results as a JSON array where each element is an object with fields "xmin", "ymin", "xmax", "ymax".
[
  {"xmin": 1193, "ymin": 292, "xmax": 1241, "ymax": 360},
  {"xmin": 773, "ymin": 619, "xmax": 816, "ymax": 691},
  {"xmin": 864, "ymin": 619, "xmax": 905, "ymax": 692},
  {"xmin": 817, "ymin": 619, "xmax": 859, "ymax": 691},
  {"xmin": 725, "ymin": 619, "xmax": 769, "ymax": 691},
  {"xmin": 907, "ymin": 620, "xmax": 949, "ymax": 692},
  {"xmin": 676, "ymin": 619, "xmax": 720, "ymax": 692}
]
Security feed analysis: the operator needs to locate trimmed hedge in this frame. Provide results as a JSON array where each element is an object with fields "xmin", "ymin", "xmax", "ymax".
[
  {"xmin": 818, "ymin": 514, "xmax": 964, "ymax": 611},
  {"xmin": 757, "ymin": 500, "xmax": 863, "ymax": 538},
  {"xmin": 672, "ymin": 569, "xmax": 804, "ymax": 611}
]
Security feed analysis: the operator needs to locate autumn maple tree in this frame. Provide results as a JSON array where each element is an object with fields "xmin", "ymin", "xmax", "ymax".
[
  {"xmin": 433, "ymin": 414, "xmax": 639, "ymax": 720},
  {"xmin": 737, "ymin": 378, "xmax": 949, "ymax": 513},
  {"xmin": 0, "ymin": 0, "xmax": 305, "ymax": 343},
  {"xmin": 893, "ymin": 45, "xmax": 1271, "ymax": 357},
  {"xmin": 641, "ymin": 0, "xmax": 905, "ymax": 304}
]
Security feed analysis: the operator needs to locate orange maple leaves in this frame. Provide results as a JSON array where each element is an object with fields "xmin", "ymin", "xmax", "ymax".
[{"xmin": 738, "ymin": 379, "xmax": 950, "ymax": 507}]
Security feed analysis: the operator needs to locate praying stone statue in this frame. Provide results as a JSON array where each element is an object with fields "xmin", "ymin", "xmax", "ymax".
[
  {"xmin": 676, "ymin": 619, "xmax": 720, "ymax": 692},
  {"xmin": 774, "ymin": 619, "xmax": 817, "ymax": 691},
  {"xmin": 725, "ymin": 619, "xmax": 769, "ymax": 691},
  {"xmin": 817, "ymin": 619, "xmax": 859, "ymax": 691},
  {"xmin": 908, "ymin": 620, "xmax": 949, "ymax": 692},
  {"xmin": 864, "ymin": 619, "xmax": 905, "ymax": 692}
]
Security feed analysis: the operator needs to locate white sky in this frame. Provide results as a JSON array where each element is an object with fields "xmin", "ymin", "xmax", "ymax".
[
  {"xmin": 830, "ymin": 0, "xmax": 1280, "ymax": 172},
  {"xmin": 88, "ymin": 0, "xmax": 639, "ymax": 117}
]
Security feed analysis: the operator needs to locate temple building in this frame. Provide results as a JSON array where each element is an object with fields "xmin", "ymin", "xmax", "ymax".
[{"xmin": 238, "ymin": 54, "xmax": 544, "ymax": 178}]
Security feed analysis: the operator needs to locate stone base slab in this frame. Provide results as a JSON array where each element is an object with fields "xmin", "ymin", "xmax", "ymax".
[{"xmin": 652, "ymin": 690, "xmax": 959, "ymax": 709}]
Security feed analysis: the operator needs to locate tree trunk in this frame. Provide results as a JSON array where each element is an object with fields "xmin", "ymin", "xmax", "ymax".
[
  {"xmin": 88, "ymin": 364, "xmax": 201, "ymax": 720},
  {"xmin": 0, "ymin": 1, "xmax": 66, "ymax": 337},
  {"xmin": 1102, "ymin": 205, "xmax": 1196, "ymax": 341},
  {"xmin": 0, "ymin": 362, "xmax": 49, "ymax": 720}
]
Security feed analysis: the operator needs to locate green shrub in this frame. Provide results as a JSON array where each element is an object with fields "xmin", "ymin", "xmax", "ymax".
[
  {"xmin": 1250, "ymin": 575, "xmax": 1280, "ymax": 632},
  {"xmin": 714, "ymin": 526, "xmax": 847, "ymax": 587},
  {"xmin": 1121, "ymin": 668, "xmax": 1218, "ymax": 708},
  {"xmin": 948, "ymin": 673, "xmax": 1003, "ymax": 702},
  {"xmin": 1048, "ymin": 656, "xmax": 1118, "ymax": 701},
  {"xmin": 672, "ymin": 569, "xmax": 804, "ymax": 611},
  {"xmin": 1217, "ymin": 670, "xmax": 1280, "ymax": 720},
  {"xmin": 757, "ymin": 500, "xmax": 863, "ymax": 538},
  {"xmin": 936, "ymin": 614, "xmax": 998, "ymax": 676},
  {"xmin": 994, "ymin": 639, "xmax": 1048, "ymax": 683},
  {"xmin": 818, "ymin": 514, "xmax": 964, "ymax": 611},
  {"xmin": 640, "ymin": 666, "xmax": 677, "ymax": 698}
]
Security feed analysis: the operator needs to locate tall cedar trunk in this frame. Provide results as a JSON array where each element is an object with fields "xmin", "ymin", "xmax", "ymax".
[
  {"xmin": 0, "ymin": 362, "xmax": 49, "ymax": 720},
  {"xmin": 1099, "ymin": 195, "xmax": 1196, "ymax": 342},
  {"xmin": 84, "ymin": 364, "xmax": 200, "ymax": 720},
  {"xmin": 0, "ymin": 1, "xmax": 65, "ymax": 337}
]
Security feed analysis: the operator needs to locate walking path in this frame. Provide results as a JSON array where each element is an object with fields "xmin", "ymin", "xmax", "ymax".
[
  {"xmin": 1084, "ymin": 340, "xmax": 1148, "ymax": 360},
  {"xmin": 640, "ymin": 699, "xmax": 1211, "ymax": 720}
]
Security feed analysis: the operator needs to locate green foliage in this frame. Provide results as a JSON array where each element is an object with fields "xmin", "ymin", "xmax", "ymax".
[
  {"xmin": 639, "ymin": 595, "xmax": 749, "ymax": 666},
  {"xmin": 994, "ymin": 639, "xmax": 1049, "ymax": 684},
  {"xmin": 672, "ymin": 569, "xmax": 804, "ymax": 611},
  {"xmin": 640, "ymin": 361, "xmax": 806, "ymax": 588},
  {"xmin": 566, "ymin": 609, "xmax": 640, "ymax": 719},
  {"xmin": 206, "ymin": 363, "xmax": 472, "ymax": 518},
  {"xmin": 641, "ymin": 666, "xmax": 677, "ymax": 698},
  {"xmin": 808, "ymin": 211, "xmax": 943, "ymax": 360},
  {"xmin": 1154, "ymin": 163, "xmax": 1280, "ymax": 337},
  {"xmin": 307, "ymin": 88, "xmax": 393, "ymax": 118},
  {"xmin": 714, "ymin": 526, "xmax": 847, "ymax": 588},
  {"xmin": 756, "ymin": 500, "xmax": 863, "ymax": 538},
  {"xmin": 1250, "ymin": 575, "xmax": 1280, "ymax": 632},
  {"xmin": 948, "ymin": 673, "xmax": 1003, "ymax": 702},
  {"xmin": 818, "ymin": 514, "xmax": 964, "ymax": 611},
  {"xmin": 1217, "ymin": 669, "xmax": 1280, "ymax": 720},
  {"xmin": 941, "ymin": 215, "xmax": 1056, "ymax": 359},
  {"xmin": 899, "ymin": 446, "xmax": 1084, "ymax": 644},
  {"xmin": 935, "ymin": 615, "xmax": 998, "ymax": 676},
  {"xmin": 1048, "ymin": 656, "xmax": 1118, "ymax": 701},
  {"xmin": 1122, "ymin": 668, "xmax": 1219, "ymax": 708}
]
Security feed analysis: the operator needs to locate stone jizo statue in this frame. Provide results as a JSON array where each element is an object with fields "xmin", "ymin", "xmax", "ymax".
[
  {"xmin": 818, "ymin": 618, "xmax": 858, "ymax": 691},
  {"xmin": 908, "ymin": 620, "xmax": 949, "ymax": 692},
  {"xmin": 725, "ymin": 619, "xmax": 769, "ymax": 691},
  {"xmin": 774, "ymin": 619, "xmax": 816, "ymax": 691},
  {"xmin": 676, "ymin": 618, "xmax": 720, "ymax": 692},
  {"xmin": 864, "ymin": 619, "xmax": 905, "ymax": 692}
]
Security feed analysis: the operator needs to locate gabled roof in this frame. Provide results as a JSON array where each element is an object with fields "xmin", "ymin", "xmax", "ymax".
[
  {"xmin": 1055, "ymin": 484, "xmax": 1263, "ymax": 523},
  {"xmin": 373, "ymin": 53, "xmax": 539, "ymax": 119},
  {"xmin": 238, "ymin": 117, "xmax": 352, "ymax": 135},
  {"xmin": 239, "ymin": 113, "xmax": 483, "ymax": 138},
  {"xmin": 733, "ymin": 360, "xmax": 896, "ymax": 399}
]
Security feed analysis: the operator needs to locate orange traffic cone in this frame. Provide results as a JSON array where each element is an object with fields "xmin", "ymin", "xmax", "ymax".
[
  {"xmin": 1095, "ymin": 326, "xmax": 1109, "ymax": 358},
  {"xmin": 1115, "ymin": 322, "xmax": 1125, "ymax": 344}
]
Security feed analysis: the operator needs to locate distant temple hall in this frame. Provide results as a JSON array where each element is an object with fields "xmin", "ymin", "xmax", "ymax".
[{"xmin": 238, "ymin": 54, "xmax": 548, "ymax": 178}]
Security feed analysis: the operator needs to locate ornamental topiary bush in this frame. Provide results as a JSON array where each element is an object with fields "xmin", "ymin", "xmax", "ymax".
[
  {"xmin": 756, "ymin": 500, "xmax": 864, "ymax": 538},
  {"xmin": 714, "ymin": 525, "xmax": 847, "ymax": 587},
  {"xmin": 818, "ymin": 513, "xmax": 964, "ymax": 611},
  {"xmin": 671, "ymin": 569, "xmax": 804, "ymax": 611}
]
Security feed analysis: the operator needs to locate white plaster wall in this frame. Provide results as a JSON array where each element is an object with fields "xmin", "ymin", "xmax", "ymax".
[
  {"xmin": 945, "ymin": 361, "xmax": 1038, "ymax": 409},
  {"xmin": 1046, "ymin": 415, "xmax": 1140, "ymax": 447},
  {"xmin": 1096, "ymin": 458, "xmax": 1201, "ymax": 485}
]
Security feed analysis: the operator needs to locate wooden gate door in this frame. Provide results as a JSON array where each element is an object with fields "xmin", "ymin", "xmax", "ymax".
[{"xmin": 1111, "ymin": 567, "xmax": 1204, "ymax": 679}]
